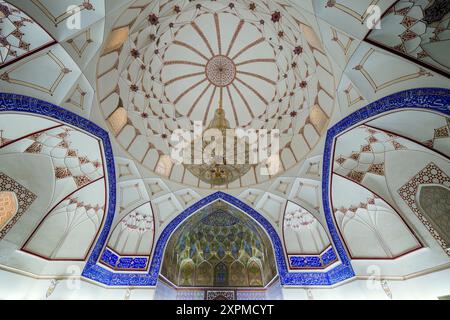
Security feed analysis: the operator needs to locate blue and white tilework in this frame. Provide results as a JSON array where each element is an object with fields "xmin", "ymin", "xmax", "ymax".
[
  {"xmin": 100, "ymin": 248, "xmax": 149, "ymax": 271},
  {"xmin": 2, "ymin": 88, "xmax": 448, "ymax": 287},
  {"xmin": 289, "ymin": 246, "xmax": 338, "ymax": 269}
]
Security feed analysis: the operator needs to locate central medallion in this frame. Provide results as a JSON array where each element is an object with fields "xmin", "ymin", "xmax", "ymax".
[{"xmin": 205, "ymin": 55, "xmax": 236, "ymax": 87}]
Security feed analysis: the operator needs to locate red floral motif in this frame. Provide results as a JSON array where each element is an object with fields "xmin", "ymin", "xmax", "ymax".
[
  {"xmin": 271, "ymin": 11, "xmax": 281, "ymax": 23},
  {"xmin": 392, "ymin": 140, "xmax": 406, "ymax": 150},
  {"xmin": 335, "ymin": 157, "xmax": 346, "ymax": 165},
  {"xmin": 400, "ymin": 29, "xmax": 418, "ymax": 41},
  {"xmin": 326, "ymin": 0, "xmax": 336, "ymax": 8},
  {"xmin": 82, "ymin": 1, "xmax": 94, "ymax": 10},
  {"xmin": 0, "ymin": 3, "xmax": 11, "ymax": 17},
  {"xmin": 417, "ymin": 51, "xmax": 429, "ymax": 59},
  {"xmin": 73, "ymin": 175, "xmax": 92, "ymax": 188},
  {"xmin": 78, "ymin": 156, "xmax": 90, "ymax": 164},
  {"xmin": 148, "ymin": 13, "xmax": 159, "ymax": 25},
  {"xmin": 55, "ymin": 167, "xmax": 72, "ymax": 179},
  {"xmin": 361, "ymin": 144, "xmax": 372, "ymax": 152},
  {"xmin": 350, "ymin": 152, "xmax": 360, "ymax": 161},
  {"xmin": 393, "ymin": 43, "xmax": 407, "ymax": 53},
  {"xmin": 368, "ymin": 163, "xmax": 385, "ymax": 176},
  {"xmin": 294, "ymin": 46, "xmax": 303, "ymax": 55},
  {"xmin": 130, "ymin": 49, "xmax": 140, "ymax": 58},
  {"xmin": 347, "ymin": 170, "xmax": 365, "ymax": 183},
  {"xmin": 66, "ymin": 149, "xmax": 78, "ymax": 157},
  {"xmin": 401, "ymin": 16, "xmax": 418, "ymax": 28}
]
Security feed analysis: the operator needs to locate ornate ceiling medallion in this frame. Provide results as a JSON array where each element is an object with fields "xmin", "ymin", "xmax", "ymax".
[
  {"xmin": 205, "ymin": 55, "xmax": 236, "ymax": 87},
  {"xmin": 97, "ymin": 0, "xmax": 336, "ymax": 188}
]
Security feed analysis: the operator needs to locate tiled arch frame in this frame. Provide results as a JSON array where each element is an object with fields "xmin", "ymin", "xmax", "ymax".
[
  {"xmin": 0, "ymin": 92, "xmax": 117, "ymax": 273},
  {"xmin": 2, "ymin": 89, "xmax": 448, "ymax": 287},
  {"xmin": 0, "ymin": 92, "xmax": 351, "ymax": 286},
  {"xmin": 84, "ymin": 191, "xmax": 353, "ymax": 286},
  {"xmin": 322, "ymin": 87, "xmax": 450, "ymax": 267}
]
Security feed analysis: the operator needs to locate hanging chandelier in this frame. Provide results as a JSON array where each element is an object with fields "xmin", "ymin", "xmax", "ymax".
[{"xmin": 184, "ymin": 99, "xmax": 252, "ymax": 186}]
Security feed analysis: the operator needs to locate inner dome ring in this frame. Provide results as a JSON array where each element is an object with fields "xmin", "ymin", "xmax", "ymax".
[{"xmin": 205, "ymin": 55, "xmax": 237, "ymax": 87}]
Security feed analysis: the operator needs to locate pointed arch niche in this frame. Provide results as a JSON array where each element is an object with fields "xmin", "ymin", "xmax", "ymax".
[
  {"xmin": 0, "ymin": 93, "xmax": 116, "ymax": 269},
  {"xmin": 160, "ymin": 200, "xmax": 278, "ymax": 288},
  {"xmin": 282, "ymin": 201, "xmax": 338, "ymax": 269},
  {"xmin": 82, "ymin": 191, "xmax": 354, "ymax": 287},
  {"xmin": 326, "ymin": 88, "xmax": 450, "ymax": 260}
]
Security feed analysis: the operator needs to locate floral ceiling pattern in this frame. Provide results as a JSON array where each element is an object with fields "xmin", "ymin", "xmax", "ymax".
[
  {"xmin": 98, "ymin": 0, "xmax": 335, "ymax": 188},
  {"xmin": 0, "ymin": 0, "xmax": 449, "ymax": 295},
  {"xmin": 0, "ymin": 0, "xmax": 55, "ymax": 68}
]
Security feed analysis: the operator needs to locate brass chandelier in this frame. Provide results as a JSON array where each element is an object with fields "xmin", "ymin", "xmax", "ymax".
[{"xmin": 184, "ymin": 99, "xmax": 251, "ymax": 186}]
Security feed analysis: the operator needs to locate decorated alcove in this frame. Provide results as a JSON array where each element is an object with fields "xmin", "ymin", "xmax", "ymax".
[
  {"xmin": 0, "ymin": 0, "xmax": 450, "ymax": 301},
  {"xmin": 0, "ymin": 89, "xmax": 449, "ymax": 299},
  {"xmin": 0, "ymin": 93, "xmax": 115, "ymax": 278},
  {"xmin": 160, "ymin": 200, "xmax": 278, "ymax": 288},
  {"xmin": 330, "ymin": 105, "xmax": 450, "ymax": 259}
]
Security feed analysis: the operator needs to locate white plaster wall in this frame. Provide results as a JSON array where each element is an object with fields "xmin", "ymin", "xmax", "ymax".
[
  {"xmin": 1, "ymin": 268, "xmax": 449, "ymax": 300},
  {"xmin": 283, "ymin": 268, "xmax": 450, "ymax": 300},
  {"xmin": 0, "ymin": 269, "xmax": 155, "ymax": 300}
]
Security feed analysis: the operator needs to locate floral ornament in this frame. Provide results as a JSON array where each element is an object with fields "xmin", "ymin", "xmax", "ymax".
[
  {"xmin": 148, "ymin": 13, "xmax": 159, "ymax": 25},
  {"xmin": 0, "ymin": 3, "xmax": 11, "ymax": 18},
  {"xmin": 294, "ymin": 46, "xmax": 303, "ymax": 55},
  {"xmin": 130, "ymin": 49, "xmax": 140, "ymax": 58},
  {"xmin": 121, "ymin": 211, "xmax": 154, "ymax": 233},
  {"xmin": 284, "ymin": 208, "xmax": 316, "ymax": 230},
  {"xmin": 271, "ymin": 11, "xmax": 281, "ymax": 23}
]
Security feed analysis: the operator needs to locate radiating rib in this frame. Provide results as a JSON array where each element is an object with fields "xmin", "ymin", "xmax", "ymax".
[
  {"xmin": 187, "ymin": 83, "xmax": 212, "ymax": 117},
  {"xmin": 237, "ymin": 70, "xmax": 276, "ymax": 85},
  {"xmin": 203, "ymin": 87, "xmax": 217, "ymax": 125},
  {"xmin": 172, "ymin": 40, "xmax": 209, "ymax": 61},
  {"xmin": 235, "ymin": 58, "xmax": 276, "ymax": 66},
  {"xmin": 164, "ymin": 71, "xmax": 205, "ymax": 86},
  {"xmin": 231, "ymin": 83, "xmax": 255, "ymax": 118},
  {"xmin": 0, "ymin": 124, "xmax": 64, "ymax": 149},
  {"xmin": 191, "ymin": 21, "xmax": 215, "ymax": 57},
  {"xmin": 226, "ymin": 86, "xmax": 239, "ymax": 126},
  {"xmin": 214, "ymin": 13, "xmax": 222, "ymax": 55},
  {"xmin": 164, "ymin": 60, "xmax": 206, "ymax": 67},
  {"xmin": 226, "ymin": 20, "xmax": 245, "ymax": 56},
  {"xmin": 231, "ymin": 37, "xmax": 265, "ymax": 61},
  {"xmin": 174, "ymin": 78, "xmax": 208, "ymax": 104},
  {"xmin": 235, "ymin": 77, "xmax": 269, "ymax": 105}
]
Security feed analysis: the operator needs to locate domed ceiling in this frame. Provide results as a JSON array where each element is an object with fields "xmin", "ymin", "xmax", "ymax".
[
  {"xmin": 98, "ymin": 0, "xmax": 335, "ymax": 188},
  {"xmin": 0, "ymin": 0, "xmax": 449, "ymax": 296}
]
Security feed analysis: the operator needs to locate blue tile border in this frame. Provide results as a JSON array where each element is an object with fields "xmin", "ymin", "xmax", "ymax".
[
  {"xmin": 83, "ymin": 87, "xmax": 449, "ymax": 286},
  {"xmin": 320, "ymin": 87, "xmax": 450, "ymax": 278},
  {"xmin": 100, "ymin": 248, "xmax": 149, "ymax": 271},
  {"xmin": 289, "ymin": 246, "xmax": 338, "ymax": 269},
  {"xmin": 2, "ymin": 88, "xmax": 448, "ymax": 288},
  {"xmin": 0, "ymin": 92, "xmax": 117, "ymax": 284},
  {"xmin": 88, "ymin": 191, "xmax": 353, "ymax": 286}
]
